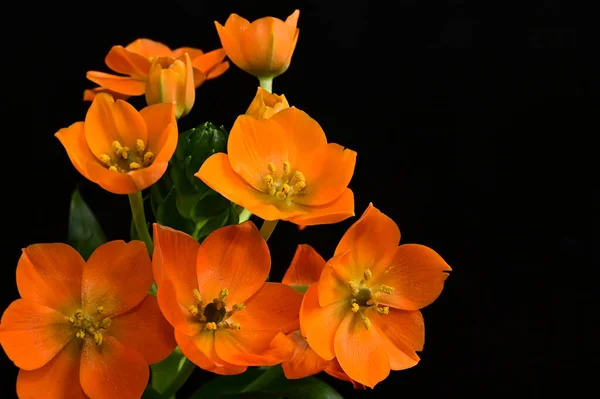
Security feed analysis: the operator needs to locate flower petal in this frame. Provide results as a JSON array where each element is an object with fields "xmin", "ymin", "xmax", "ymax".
[
  {"xmin": 282, "ymin": 244, "xmax": 326, "ymax": 286},
  {"xmin": 16, "ymin": 339, "xmax": 86, "ymax": 399},
  {"xmin": 287, "ymin": 188, "xmax": 355, "ymax": 226},
  {"xmin": 80, "ymin": 336, "xmax": 149, "ymax": 399},
  {"xmin": 176, "ymin": 330, "xmax": 246, "ymax": 375},
  {"xmin": 126, "ymin": 38, "xmax": 172, "ymax": 58},
  {"xmin": 84, "ymin": 87, "xmax": 131, "ymax": 102},
  {"xmin": 215, "ymin": 15, "xmax": 250, "ymax": 70},
  {"xmin": 214, "ymin": 330, "xmax": 293, "ymax": 366},
  {"xmin": 334, "ymin": 203, "xmax": 400, "ymax": 280},
  {"xmin": 318, "ymin": 251, "xmax": 354, "ymax": 307},
  {"xmin": 84, "ymin": 93, "xmax": 148, "ymax": 159},
  {"xmin": 104, "ymin": 45, "xmax": 152, "ymax": 77},
  {"xmin": 85, "ymin": 72, "xmax": 146, "ymax": 96},
  {"xmin": 375, "ymin": 244, "xmax": 452, "ymax": 310},
  {"xmin": 369, "ymin": 308, "xmax": 423, "ymax": 370},
  {"xmin": 191, "ymin": 49, "xmax": 229, "ymax": 80},
  {"xmin": 293, "ymin": 144, "xmax": 356, "ymax": 206},
  {"xmin": 16, "ymin": 243, "xmax": 84, "ymax": 314},
  {"xmin": 196, "ymin": 221, "xmax": 269, "ymax": 305},
  {"xmin": 156, "ymin": 277, "xmax": 202, "ymax": 337},
  {"xmin": 171, "ymin": 46, "xmax": 204, "ymax": 60},
  {"xmin": 230, "ymin": 283, "xmax": 302, "ymax": 333},
  {"xmin": 82, "ymin": 241, "xmax": 153, "ymax": 317},
  {"xmin": 109, "ymin": 296, "xmax": 175, "ymax": 365},
  {"xmin": 281, "ymin": 330, "xmax": 328, "ymax": 379},
  {"xmin": 334, "ymin": 311, "xmax": 389, "ymax": 388},
  {"xmin": 299, "ymin": 283, "xmax": 348, "ymax": 361},
  {"xmin": 323, "ymin": 359, "xmax": 366, "ymax": 390},
  {"xmin": 138, "ymin": 102, "xmax": 177, "ymax": 162},
  {"xmin": 0, "ymin": 299, "xmax": 73, "ymax": 370},
  {"xmin": 152, "ymin": 223, "xmax": 199, "ymax": 287}
]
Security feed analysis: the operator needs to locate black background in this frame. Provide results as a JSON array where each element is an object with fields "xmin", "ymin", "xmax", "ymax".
[{"xmin": 1, "ymin": 0, "xmax": 591, "ymax": 397}]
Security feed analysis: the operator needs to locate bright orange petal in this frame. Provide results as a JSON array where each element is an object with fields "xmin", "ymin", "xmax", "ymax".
[
  {"xmin": 82, "ymin": 241, "xmax": 153, "ymax": 317},
  {"xmin": 205, "ymin": 60, "xmax": 230, "ymax": 80},
  {"xmin": 375, "ymin": 244, "xmax": 452, "ymax": 310},
  {"xmin": 80, "ymin": 336, "xmax": 149, "ymax": 399},
  {"xmin": 171, "ymin": 46, "xmax": 204, "ymax": 60},
  {"xmin": 191, "ymin": 48, "xmax": 227, "ymax": 74},
  {"xmin": 293, "ymin": 144, "xmax": 356, "ymax": 206},
  {"xmin": 216, "ymin": 15, "xmax": 250, "ymax": 70},
  {"xmin": 214, "ymin": 330, "xmax": 293, "ymax": 366},
  {"xmin": 239, "ymin": 16, "xmax": 297, "ymax": 77},
  {"xmin": 287, "ymin": 188, "xmax": 355, "ymax": 226},
  {"xmin": 230, "ymin": 283, "xmax": 302, "ymax": 333},
  {"xmin": 299, "ymin": 283, "xmax": 348, "ymax": 360},
  {"xmin": 84, "ymin": 93, "xmax": 148, "ymax": 159},
  {"xmin": 281, "ymin": 330, "xmax": 328, "ymax": 379},
  {"xmin": 139, "ymin": 102, "xmax": 177, "ymax": 162},
  {"xmin": 323, "ymin": 359, "xmax": 366, "ymax": 390},
  {"xmin": 152, "ymin": 223, "xmax": 199, "ymax": 286},
  {"xmin": 123, "ymin": 161, "xmax": 171, "ymax": 195},
  {"xmin": 334, "ymin": 203, "xmax": 400, "ymax": 280},
  {"xmin": 370, "ymin": 308, "xmax": 423, "ymax": 370},
  {"xmin": 334, "ymin": 311, "xmax": 389, "ymax": 388},
  {"xmin": 16, "ymin": 243, "xmax": 84, "ymax": 314},
  {"xmin": 282, "ymin": 244, "xmax": 326, "ymax": 286},
  {"xmin": 104, "ymin": 45, "xmax": 152, "ymax": 77},
  {"xmin": 157, "ymin": 277, "xmax": 202, "ymax": 337},
  {"xmin": 196, "ymin": 221, "xmax": 269, "ymax": 305},
  {"xmin": 125, "ymin": 38, "xmax": 172, "ymax": 58},
  {"xmin": 109, "ymin": 296, "xmax": 175, "ymax": 365},
  {"xmin": 176, "ymin": 330, "xmax": 246, "ymax": 375},
  {"xmin": 286, "ymin": 10, "xmax": 300, "ymax": 28},
  {"xmin": 0, "ymin": 299, "xmax": 73, "ymax": 370},
  {"xmin": 196, "ymin": 153, "xmax": 298, "ymax": 221},
  {"xmin": 318, "ymin": 251, "xmax": 354, "ymax": 307},
  {"xmin": 84, "ymin": 87, "xmax": 131, "ymax": 102},
  {"xmin": 16, "ymin": 339, "xmax": 86, "ymax": 399},
  {"xmin": 85, "ymin": 71, "xmax": 146, "ymax": 96}
]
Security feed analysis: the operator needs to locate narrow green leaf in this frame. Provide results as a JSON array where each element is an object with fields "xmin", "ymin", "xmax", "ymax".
[
  {"xmin": 151, "ymin": 347, "xmax": 190, "ymax": 394},
  {"xmin": 141, "ymin": 385, "xmax": 166, "ymax": 399},
  {"xmin": 68, "ymin": 188, "xmax": 107, "ymax": 260}
]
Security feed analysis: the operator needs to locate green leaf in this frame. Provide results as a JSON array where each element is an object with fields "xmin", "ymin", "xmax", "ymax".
[
  {"xmin": 142, "ymin": 385, "xmax": 165, "ymax": 399},
  {"xmin": 68, "ymin": 188, "xmax": 107, "ymax": 260},
  {"xmin": 151, "ymin": 347, "xmax": 193, "ymax": 397},
  {"xmin": 155, "ymin": 187, "xmax": 196, "ymax": 235},
  {"xmin": 190, "ymin": 366, "xmax": 343, "ymax": 399}
]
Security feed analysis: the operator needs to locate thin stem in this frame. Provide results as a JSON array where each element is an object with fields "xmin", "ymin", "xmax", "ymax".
[
  {"xmin": 259, "ymin": 219, "xmax": 279, "ymax": 241},
  {"xmin": 238, "ymin": 208, "xmax": 252, "ymax": 223},
  {"xmin": 258, "ymin": 76, "xmax": 273, "ymax": 93},
  {"xmin": 159, "ymin": 358, "xmax": 195, "ymax": 398},
  {"xmin": 128, "ymin": 191, "xmax": 153, "ymax": 256}
]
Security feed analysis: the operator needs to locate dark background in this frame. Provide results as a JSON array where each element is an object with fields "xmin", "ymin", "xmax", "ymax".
[{"xmin": 2, "ymin": 0, "xmax": 590, "ymax": 397}]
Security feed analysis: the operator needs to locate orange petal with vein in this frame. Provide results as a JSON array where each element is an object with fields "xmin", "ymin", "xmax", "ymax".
[{"xmin": 282, "ymin": 244, "xmax": 326, "ymax": 286}]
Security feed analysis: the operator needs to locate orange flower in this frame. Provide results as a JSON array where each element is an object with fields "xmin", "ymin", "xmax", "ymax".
[
  {"xmin": 145, "ymin": 53, "xmax": 195, "ymax": 119},
  {"xmin": 152, "ymin": 222, "xmax": 303, "ymax": 375},
  {"xmin": 281, "ymin": 245, "xmax": 365, "ymax": 390},
  {"xmin": 84, "ymin": 38, "xmax": 229, "ymax": 101},
  {"xmin": 215, "ymin": 10, "xmax": 300, "ymax": 79},
  {"xmin": 195, "ymin": 107, "xmax": 356, "ymax": 226},
  {"xmin": 300, "ymin": 204, "xmax": 452, "ymax": 387},
  {"xmin": 245, "ymin": 87, "xmax": 290, "ymax": 119},
  {"xmin": 0, "ymin": 241, "xmax": 175, "ymax": 399},
  {"xmin": 55, "ymin": 93, "xmax": 178, "ymax": 195}
]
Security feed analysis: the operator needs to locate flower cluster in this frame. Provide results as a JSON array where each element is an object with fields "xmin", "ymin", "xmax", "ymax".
[{"xmin": 0, "ymin": 10, "xmax": 451, "ymax": 399}]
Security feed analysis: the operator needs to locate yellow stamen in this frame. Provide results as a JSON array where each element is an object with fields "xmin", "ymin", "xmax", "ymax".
[
  {"xmin": 366, "ymin": 299, "xmax": 377, "ymax": 306},
  {"xmin": 112, "ymin": 141, "xmax": 123, "ymax": 153},
  {"xmin": 229, "ymin": 322, "xmax": 241, "ymax": 330},
  {"xmin": 219, "ymin": 288, "xmax": 229, "ymax": 301},
  {"xmin": 93, "ymin": 332, "xmax": 103, "ymax": 346},
  {"xmin": 361, "ymin": 315, "xmax": 371, "ymax": 330},
  {"xmin": 267, "ymin": 162, "xmax": 276, "ymax": 176},
  {"xmin": 375, "ymin": 306, "xmax": 390, "ymax": 315},
  {"xmin": 233, "ymin": 303, "xmax": 246, "ymax": 311},
  {"xmin": 293, "ymin": 180, "xmax": 306, "ymax": 192},
  {"xmin": 74, "ymin": 309, "xmax": 84, "ymax": 320},
  {"xmin": 283, "ymin": 161, "xmax": 291, "ymax": 177},
  {"xmin": 136, "ymin": 139, "xmax": 145, "ymax": 153},
  {"xmin": 192, "ymin": 289, "xmax": 203, "ymax": 304},
  {"xmin": 363, "ymin": 269, "xmax": 372, "ymax": 281},
  {"xmin": 351, "ymin": 303, "xmax": 359, "ymax": 313},
  {"xmin": 205, "ymin": 322, "xmax": 217, "ymax": 330},
  {"xmin": 378, "ymin": 285, "xmax": 395, "ymax": 294},
  {"xmin": 109, "ymin": 165, "xmax": 119, "ymax": 172},
  {"xmin": 143, "ymin": 152, "xmax": 154, "ymax": 165},
  {"xmin": 102, "ymin": 318, "xmax": 112, "ymax": 328},
  {"xmin": 188, "ymin": 305, "xmax": 199, "ymax": 316},
  {"xmin": 348, "ymin": 281, "xmax": 358, "ymax": 291},
  {"xmin": 120, "ymin": 148, "xmax": 129, "ymax": 160},
  {"xmin": 129, "ymin": 162, "xmax": 141, "ymax": 170},
  {"xmin": 100, "ymin": 154, "xmax": 111, "ymax": 165},
  {"xmin": 96, "ymin": 306, "xmax": 104, "ymax": 314},
  {"xmin": 76, "ymin": 330, "xmax": 86, "ymax": 339}
]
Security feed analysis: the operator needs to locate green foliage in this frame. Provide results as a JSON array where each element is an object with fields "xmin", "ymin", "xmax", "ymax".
[{"xmin": 68, "ymin": 189, "xmax": 107, "ymax": 260}]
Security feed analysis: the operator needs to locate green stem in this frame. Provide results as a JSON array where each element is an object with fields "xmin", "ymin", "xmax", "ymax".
[
  {"xmin": 238, "ymin": 208, "xmax": 252, "ymax": 223},
  {"xmin": 240, "ymin": 366, "xmax": 283, "ymax": 393},
  {"xmin": 128, "ymin": 191, "xmax": 154, "ymax": 256},
  {"xmin": 159, "ymin": 358, "xmax": 195, "ymax": 398},
  {"xmin": 259, "ymin": 219, "xmax": 278, "ymax": 241},
  {"xmin": 258, "ymin": 76, "xmax": 273, "ymax": 93}
]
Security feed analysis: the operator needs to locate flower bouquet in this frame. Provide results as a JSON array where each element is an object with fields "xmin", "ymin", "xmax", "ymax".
[{"xmin": 0, "ymin": 10, "xmax": 451, "ymax": 399}]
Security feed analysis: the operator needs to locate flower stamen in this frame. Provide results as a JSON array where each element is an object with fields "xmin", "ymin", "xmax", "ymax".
[
  {"xmin": 68, "ymin": 308, "xmax": 111, "ymax": 346},
  {"xmin": 188, "ymin": 288, "xmax": 246, "ymax": 331},
  {"xmin": 263, "ymin": 161, "xmax": 308, "ymax": 200},
  {"xmin": 103, "ymin": 139, "xmax": 154, "ymax": 173}
]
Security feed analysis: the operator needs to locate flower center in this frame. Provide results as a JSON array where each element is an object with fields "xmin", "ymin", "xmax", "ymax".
[
  {"xmin": 347, "ymin": 269, "xmax": 395, "ymax": 330},
  {"xmin": 100, "ymin": 139, "xmax": 155, "ymax": 173},
  {"xmin": 262, "ymin": 161, "xmax": 307, "ymax": 200},
  {"xmin": 187, "ymin": 288, "xmax": 246, "ymax": 331},
  {"xmin": 67, "ymin": 306, "xmax": 112, "ymax": 346}
]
